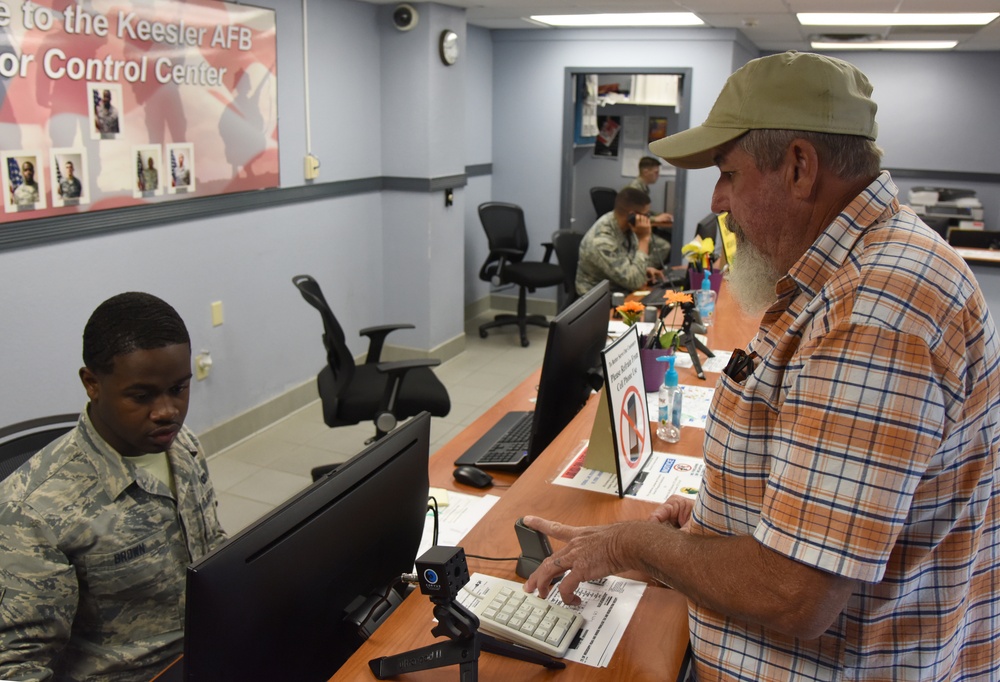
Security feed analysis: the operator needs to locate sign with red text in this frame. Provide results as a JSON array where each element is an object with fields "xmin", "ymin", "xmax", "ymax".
[{"xmin": 0, "ymin": 0, "xmax": 277, "ymax": 223}]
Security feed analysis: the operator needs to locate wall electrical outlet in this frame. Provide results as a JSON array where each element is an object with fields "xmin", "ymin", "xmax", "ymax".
[
  {"xmin": 304, "ymin": 154, "xmax": 320, "ymax": 180},
  {"xmin": 195, "ymin": 351, "xmax": 213, "ymax": 381}
]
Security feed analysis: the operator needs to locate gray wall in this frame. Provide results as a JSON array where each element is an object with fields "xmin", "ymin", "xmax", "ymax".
[{"xmin": 2, "ymin": 3, "xmax": 998, "ymax": 441}]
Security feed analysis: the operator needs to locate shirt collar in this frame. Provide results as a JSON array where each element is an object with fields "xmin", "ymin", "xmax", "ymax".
[
  {"xmin": 77, "ymin": 406, "xmax": 197, "ymax": 501},
  {"xmin": 783, "ymin": 171, "xmax": 900, "ymax": 300}
]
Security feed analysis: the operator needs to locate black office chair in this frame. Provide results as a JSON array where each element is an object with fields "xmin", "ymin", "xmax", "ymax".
[
  {"xmin": 292, "ymin": 275, "xmax": 451, "ymax": 479},
  {"xmin": 477, "ymin": 202, "xmax": 565, "ymax": 347},
  {"xmin": 590, "ymin": 186, "xmax": 617, "ymax": 218},
  {"xmin": 551, "ymin": 229, "xmax": 584, "ymax": 311},
  {"xmin": 0, "ymin": 414, "xmax": 78, "ymax": 481}
]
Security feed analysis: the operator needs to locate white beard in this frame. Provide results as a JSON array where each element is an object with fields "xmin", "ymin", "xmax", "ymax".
[{"xmin": 725, "ymin": 220, "xmax": 782, "ymax": 315}]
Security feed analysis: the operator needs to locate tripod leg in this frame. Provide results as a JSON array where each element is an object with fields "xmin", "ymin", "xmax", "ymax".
[{"xmin": 368, "ymin": 638, "xmax": 480, "ymax": 679}]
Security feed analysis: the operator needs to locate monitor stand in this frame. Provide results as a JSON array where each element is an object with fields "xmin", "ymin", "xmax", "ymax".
[{"xmin": 368, "ymin": 599, "xmax": 563, "ymax": 680}]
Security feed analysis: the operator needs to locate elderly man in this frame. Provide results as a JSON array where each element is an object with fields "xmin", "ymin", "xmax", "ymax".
[{"xmin": 526, "ymin": 51, "xmax": 999, "ymax": 681}]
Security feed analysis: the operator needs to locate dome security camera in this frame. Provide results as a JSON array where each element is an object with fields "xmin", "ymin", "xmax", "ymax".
[{"xmin": 392, "ymin": 4, "xmax": 418, "ymax": 31}]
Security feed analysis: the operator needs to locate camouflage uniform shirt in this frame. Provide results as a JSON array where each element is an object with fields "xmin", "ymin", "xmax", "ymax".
[
  {"xmin": 575, "ymin": 211, "xmax": 671, "ymax": 295},
  {"xmin": 0, "ymin": 409, "xmax": 227, "ymax": 682},
  {"xmin": 624, "ymin": 176, "xmax": 648, "ymax": 194}
]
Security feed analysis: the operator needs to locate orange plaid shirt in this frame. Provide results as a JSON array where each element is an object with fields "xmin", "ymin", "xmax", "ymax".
[{"xmin": 692, "ymin": 173, "xmax": 1000, "ymax": 680}]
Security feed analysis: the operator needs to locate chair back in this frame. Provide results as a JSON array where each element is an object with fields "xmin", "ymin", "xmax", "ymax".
[
  {"xmin": 292, "ymin": 275, "xmax": 356, "ymax": 393},
  {"xmin": 477, "ymin": 202, "xmax": 529, "ymax": 284},
  {"xmin": 0, "ymin": 414, "xmax": 78, "ymax": 481},
  {"xmin": 551, "ymin": 229, "xmax": 584, "ymax": 307},
  {"xmin": 590, "ymin": 187, "xmax": 616, "ymax": 218}
]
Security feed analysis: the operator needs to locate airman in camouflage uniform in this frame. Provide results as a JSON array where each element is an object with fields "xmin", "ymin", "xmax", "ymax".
[
  {"xmin": 0, "ymin": 292, "xmax": 226, "ymax": 682},
  {"xmin": 576, "ymin": 186, "xmax": 671, "ymax": 295},
  {"xmin": 623, "ymin": 156, "xmax": 674, "ymax": 228}
]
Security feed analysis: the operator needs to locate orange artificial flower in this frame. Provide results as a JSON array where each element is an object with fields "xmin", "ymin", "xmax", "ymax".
[
  {"xmin": 664, "ymin": 290, "xmax": 693, "ymax": 305},
  {"xmin": 616, "ymin": 300, "xmax": 646, "ymax": 326}
]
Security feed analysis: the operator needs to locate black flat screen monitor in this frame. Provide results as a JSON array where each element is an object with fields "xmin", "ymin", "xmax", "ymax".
[
  {"xmin": 183, "ymin": 412, "xmax": 431, "ymax": 682},
  {"xmin": 695, "ymin": 212, "xmax": 719, "ymax": 242},
  {"xmin": 527, "ymin": 279, "xmax": 611, "ymax": 461}
]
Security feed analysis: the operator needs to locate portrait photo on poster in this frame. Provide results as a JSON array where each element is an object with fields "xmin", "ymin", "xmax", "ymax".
[
  {"xmin": 3, "ymin": 151, "xmax": 47, "ymax": 213},
  {"xmin": 90, "ymin": 82, "xmax": 123, "ymax": 140},
  {"xmin": 167, "ymin": 143, "xmax": 195, "ymax": 194},
  {"xmin": 51, "ymin": 148, "xmax": 89, "ymax": 208},
  {"xmin": 133, "ymin": 145, "xmax": 164, "ymax": 198}
]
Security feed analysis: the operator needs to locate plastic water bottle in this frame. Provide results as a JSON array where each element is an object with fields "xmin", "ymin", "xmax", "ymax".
[
  {"xmin": 656, "ymin": 356, "xmax": 681, "ymax": 443},
  {"xmin": 696, "ymin": 270, "xmax": 717, "ymax": 328}
]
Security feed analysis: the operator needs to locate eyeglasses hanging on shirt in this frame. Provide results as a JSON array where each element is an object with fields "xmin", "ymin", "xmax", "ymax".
[{"xmin": 723, "ymin": 349, "xmax": 758, "ymax": 383}]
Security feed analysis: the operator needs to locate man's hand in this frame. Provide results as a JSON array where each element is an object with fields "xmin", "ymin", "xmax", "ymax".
[
  {"xmin": 646, "ymin": 267, "xmax": 665, "ymax": 284},
  {"xmin": 650, "ymin": 495, "xmax": 694, "ymax": 529},
  {"xmin": 630, "ymin": 213, "xmax": 653, "ymax": 239},
  {"xmin": 521, "ymin": 515, "xmax": 635, "ymax": 605},
  {"xmin": 651, "ymin": 212, "xmax": 674, "ymax": 227}
]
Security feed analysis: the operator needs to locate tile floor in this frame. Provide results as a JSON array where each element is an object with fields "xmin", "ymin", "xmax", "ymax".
[{"xmin": 206, "ymin": 311, "xmax": 548, "ymax": 534}]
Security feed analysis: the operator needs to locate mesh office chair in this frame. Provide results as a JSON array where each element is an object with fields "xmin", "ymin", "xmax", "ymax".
[
  {"xmin": 0, "ymin": 413, "xmax": 78, "ymax": 481},
  {"xmin": 477, "ymin": 202, "xmax": 565, "ymax": 348},
  {"xmin": 551, "ymin": 229, "xmax": 584, "ymax": 311},
  {"xmin": 292, "ymin": 275, "xmax": 451, "ymax": 480},
  {"xmin": 590, "ymin": 187, "xmax": 617, "ymax": 218}
]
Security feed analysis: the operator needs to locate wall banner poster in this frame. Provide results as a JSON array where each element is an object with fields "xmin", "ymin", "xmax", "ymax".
[{"xmin": 0, "ymin": 0, "xmax": 278, "ymax": 224}]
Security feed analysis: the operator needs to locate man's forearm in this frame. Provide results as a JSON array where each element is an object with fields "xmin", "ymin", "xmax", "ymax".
[{"xmin": 622, "ymin": 522, "xmax": 856, "ymax": 638}]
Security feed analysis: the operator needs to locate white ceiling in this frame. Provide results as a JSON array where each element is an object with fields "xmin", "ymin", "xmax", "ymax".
[{"xmin": 365, "ymin": 0, "xmax": 1000, "ymax": 51}]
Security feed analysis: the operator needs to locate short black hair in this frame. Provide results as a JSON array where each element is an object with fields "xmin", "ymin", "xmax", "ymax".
[
  {"xmin": 83, "ymin": 292, "xmax": 190, "ymax": 374},
  {"xmin": 615, "ymin": 187, "xmax": 652, "ymax": 213}
]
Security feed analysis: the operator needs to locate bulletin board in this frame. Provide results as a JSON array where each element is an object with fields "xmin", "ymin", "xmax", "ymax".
[{"xmin": 0, "ymin": 0, "xmax": 278, "ymax": 224}]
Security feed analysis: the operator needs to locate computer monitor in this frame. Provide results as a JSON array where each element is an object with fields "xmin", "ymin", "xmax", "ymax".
[
  {"xmin": 527, "ymin": 279, "xmax": 611, "ymax": 461},
  {"xmin": 695, "ymin": 211, "xmax": 719, "ymax": 242},
  {"xmin": 183, "ymin": 413, "xmax": 431, "ymax": 682}
]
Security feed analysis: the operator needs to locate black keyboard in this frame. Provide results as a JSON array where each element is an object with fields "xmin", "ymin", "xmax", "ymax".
[
  {"xmin": 454, "ymin": 411, "xmax": 534, "ymax": 471},
  {"xmin": 641, "ymin": 270, "xmax": 691, "ymax": 306}
]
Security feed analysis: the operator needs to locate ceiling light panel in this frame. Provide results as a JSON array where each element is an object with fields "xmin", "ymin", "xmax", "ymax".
[
  {"xmin": 530, "ymin": 12, "xmax": 704, "ymax": 28},
  {"xmin": 799, "ymin": 13, "xmax": 999, "ymax": 27}
]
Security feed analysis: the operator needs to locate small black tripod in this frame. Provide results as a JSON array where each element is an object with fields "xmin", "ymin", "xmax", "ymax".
[
  {"xmin": 369, "ymin": 547, "xmax": 563, "ymax": 681},
  {"xmin": 676, "ymin": 300, "xmax": 715, "ymax": 380}
]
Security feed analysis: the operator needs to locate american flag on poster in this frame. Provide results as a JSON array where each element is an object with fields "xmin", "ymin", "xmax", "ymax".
[
  {"xmin": 136, "ymin": 151, "xmax": 145, "ymax": 192},
  {"xmin": 7, "ymin": 158, "xmax": 22, "ymax": 195},
  {"xmin": 170, "ymin": 150, "xmax": 176, "ymax": 188}
]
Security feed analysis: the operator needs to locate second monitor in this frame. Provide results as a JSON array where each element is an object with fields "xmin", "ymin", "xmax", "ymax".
[{"xmin": 454, "ymin": 279, "xmax": 611, "ymax": 471}]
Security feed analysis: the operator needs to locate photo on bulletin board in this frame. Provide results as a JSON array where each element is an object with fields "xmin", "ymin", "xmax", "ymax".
[
  {"xmin": 594, "ymin": 115, "xmax": 622, "ymax": 157},
  {"xmin": 51, "ymin": 148, "xmax": 89, "ymax": 208},
  {"xmin": 133, "ymin": 145, "xmax": 164, "ymax": 199},
  {"xmin": 0, "ymin": 0, "xmax": 278, "ymax": 225},
  {"xmin": 3, "ymin": 151, "xmax": 47, "ymax": 213},
  {"xmin": 89, "ymin": 83, "xmax": 124, "ymax": 140},
  {"xmin": 648, "ymin": 117, "xmax": 668, "ymax": 143},
  {"xmin": 167, "ymin": 144, "xmax": 196, "ymax": 195}
]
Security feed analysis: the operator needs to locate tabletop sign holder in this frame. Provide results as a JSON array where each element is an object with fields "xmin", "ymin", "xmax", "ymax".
[
  {"xmin": 369, "ymin": 546, "xmax": 563, "ymax": 681},
  {"xmin": 584, "ymin": 325, "xmax": 652, "ymax": 497}
]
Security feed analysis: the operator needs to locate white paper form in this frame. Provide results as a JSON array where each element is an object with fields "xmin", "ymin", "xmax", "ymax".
[
  {"xmin": 553, "ymin": 442, "xmax": 704, "ymax": 504},
  {"xmin": 418, "ymin": 491, "xmax": 500, "ymax": 557},
  {"xmin": 460, "ymin": 572, "xmax": 646, "ymax": 668},
  {"xmin": 644, "ymin": 383, "xmax": 716, "ymax": 430}
]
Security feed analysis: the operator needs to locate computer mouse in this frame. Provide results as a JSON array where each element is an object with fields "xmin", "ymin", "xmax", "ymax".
[{"xmin": 453, "ymin": 465, "xmax": 493, "ymax": 489}]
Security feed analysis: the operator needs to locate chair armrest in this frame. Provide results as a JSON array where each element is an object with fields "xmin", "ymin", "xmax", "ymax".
[
  {"xmin": 374, "ymin": 359, "xmax": 442, "ymax": 374},
  {"xmin": 373, "ymin": 359, "xmax": 443, "ymax": 413},
  {"xmin": 360, "ymin": 323, "xmax": 416, "ymax": 363},
  {"xmin": 541, "ymin": 241, "xmax": 555, "ymax": 263}
]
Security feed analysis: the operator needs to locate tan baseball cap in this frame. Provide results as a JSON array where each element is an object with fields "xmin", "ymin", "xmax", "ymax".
[{"xmin": 649, "ymin": 51, "xmax": 878, "ymax": 169}]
